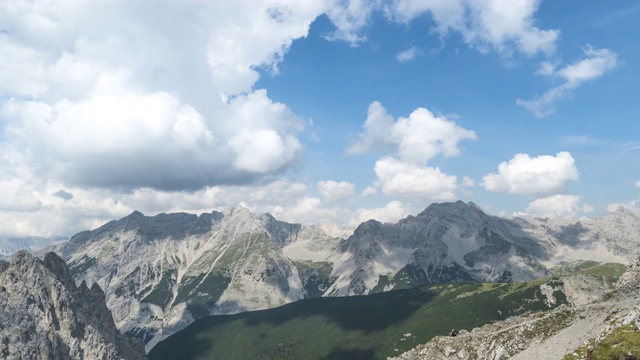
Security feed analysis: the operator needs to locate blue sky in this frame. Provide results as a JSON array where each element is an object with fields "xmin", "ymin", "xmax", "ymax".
[{"xmin": 0, "ymin": 0, "xmax": 639, "ymax": 238}]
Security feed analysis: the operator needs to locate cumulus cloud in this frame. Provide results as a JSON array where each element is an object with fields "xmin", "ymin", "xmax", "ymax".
[
  {"xmin": 0, "ymin": 1, "xmax": 326, "ymax": 193},
  {"xmin": 518, "ymin": 194, "xmax": 593, "ymax": 219},
  {"xmin": 350, "ymin": 201, "xmax": 409, "ymax": 226},
  {"xmin": 517, "ymin": 46, "xmax": 618, "ymax": 116},
  {"xmin": 317, "ymin": 180, "xmax": 356, "ymax": 203},
  {"xmin": 348, "ymin": 102, "xmax": 475, "ymax": 200},
  {"xmin": 374, "ymin": 157, "xmax": 457, "ymax": 200},
  {"xmin": 396, "ymin": 46, "xmax": 420, "ymax": 62},
  {"xmin": 636, "ymin": 180, "xmax": 640, "ymax": 189},
  {"xmin": 482, "ymin": 152, "xmax": 579, "ymax": 195},
  {"xmin": 348, "ymin": 101, "xmax": 477, "ymax": 164},
  {"xmin": 387, "ymin": 0, "xmax": 559, "ymax": 57}
]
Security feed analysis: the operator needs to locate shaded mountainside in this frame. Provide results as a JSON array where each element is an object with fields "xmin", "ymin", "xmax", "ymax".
[
  {"xmin": 0, "ymin": 251, "xmax": 146, "ymax": 359},
  {"xmin": 148, "ymin": 276, "xmax": 574, "ymax": 360},
  {"xmin": 45, "ymin": 201, "xmax": 640, "ymax": 351}
]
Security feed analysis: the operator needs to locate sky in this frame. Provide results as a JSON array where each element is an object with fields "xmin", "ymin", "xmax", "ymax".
[{"xmin": 1, "ymin": 0, "xmax": 639, "ymax": 238}]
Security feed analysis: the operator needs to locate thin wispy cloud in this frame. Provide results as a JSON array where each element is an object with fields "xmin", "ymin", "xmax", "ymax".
[
  {"xmin": 396, "ymin": 46, "xmax": 420, "ymax": 62},
  {"xmin": 517, "ymin": 45, "xmax": 618, "ymax": 117}
]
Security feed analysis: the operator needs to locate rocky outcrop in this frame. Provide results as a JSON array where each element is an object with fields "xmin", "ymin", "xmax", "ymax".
[
  {"xmin": 0, "ymin": 251, "xmax": 146, "ymax": 359},
  {"xmin": 391, "ymin": 309, "xmax": 577, "ymax": 360},
  {"xmin": 390, "ymin": 257, "xmax": 640, "ymax": 360}
]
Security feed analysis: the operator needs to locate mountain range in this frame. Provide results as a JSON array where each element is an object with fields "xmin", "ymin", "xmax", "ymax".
[{"xmin": 38, "ymin": 201, "xmax": 640, "ymax": 351}]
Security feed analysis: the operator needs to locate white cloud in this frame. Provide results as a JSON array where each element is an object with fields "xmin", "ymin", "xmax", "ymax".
[
  {"xmin": 462, "ymin": 176, "xmax": 476, "ymax": 187},
  {"xmin": 350, "ymin": 200, "xmax": 409, "ymax": 226},
  {"xmin": 346, "ymin": 101, "xmax": 396, "ymax": 155},
  {"xmin": 517, "ymin": 46, "xmax": 618, "ymax": 117},
  {"xmin": 482, "ymin": 152, "xmax": 579, "ymax": 195},
  {"xmin": 349, "ymin": 102, "xmax": 474, "ymax": 201},
  {"xmin": 387, "ymin": 0, "xmax": 559, "ymax": 57},
  {"xmin": 396, "ymin": 45, "xmax": 420, "ymax": 62},
  {"xmin": 361, "ymin": 186, "xmax": 378, "ymax": 197},
  {"xmin": 0, "ymin": 178, "xmax": 42, "ymax": 212},
  {"xmin": 323, "ymin": 0, "xmax": 379, "ymax": 46},
  {"xmin": 0, "ymin": 1, "xmax": 321, "ymax": 192},
  {"xmin": 317, "ymin": 180, "xmax": 356, "ymax": 203},
  {"xmin": 347, "ymin": 101, "xmax": 477, "ymax": 165},
  {"xmin": 636, "ymin": 180, "xmax": 640, "ymax": 189},
  {"xmin": 374, "ymin": 157, "xmax": 457, "ymax": 200},
  {"xmin": 229, "ymin": 128, "xmax": 302, "ymax": 173},
  {"xmin": 519, "ymin": 194, "xmax": 593, "ymax": 219}
]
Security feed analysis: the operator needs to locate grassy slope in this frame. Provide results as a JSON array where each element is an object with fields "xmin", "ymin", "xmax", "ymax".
[
  {"xmin": 562, "ymin": 324, "xmax": 640, "ymax": 360},
  {"xmin": 148, "ymin": 278, "xmax": 567, "ymax": 360}
]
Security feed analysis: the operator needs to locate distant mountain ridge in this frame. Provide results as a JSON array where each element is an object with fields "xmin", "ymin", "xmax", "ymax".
[
  {"xmin": 43, "ymin": 201, "xmax": 640, "ymax": 351},
  {"xmin": 0, "ymin": 236, "xmax": 68, "ymax": 259}
]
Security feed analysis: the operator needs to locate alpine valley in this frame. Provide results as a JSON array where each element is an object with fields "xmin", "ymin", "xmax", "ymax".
[{"xmin": 37, "ymin": 201, "xmax": 640, "ymax": 352}]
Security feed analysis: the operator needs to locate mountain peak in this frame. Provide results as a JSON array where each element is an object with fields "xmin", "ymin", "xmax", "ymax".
[
  {"xmin": 226, "ymin": 205, "xmax": 254, "ymax": 218},
  {"xmin": 418, "ymin": 201, "xmax": 485, "ymax": 217},
  {"xmin": 122, "ymin": 210, "xmax": 146, "ymax": 221},
  {"xmin": 612, "ymin": 206, "xmax": 638, "ymax": 217}
]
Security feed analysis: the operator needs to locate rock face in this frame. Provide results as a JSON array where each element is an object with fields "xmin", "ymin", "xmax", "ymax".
[
  {"xmin": 44, "ymin": 201, "xmax": 640, "ymax": 351},
  {"xmin": 0, "ymin": 251, "xmax": 146, "ymax": 360}
]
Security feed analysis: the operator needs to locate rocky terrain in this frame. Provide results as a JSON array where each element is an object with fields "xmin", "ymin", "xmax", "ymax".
[
  {"xmin": 0, "ymin": 251, "xmax": 146, "ymax": 359},
  {"xmin": 35, "ymin": 201, "xmax": 640, "ymax": 351},
  {"xmin": 390, "ymin": 257, "xmax": 640, "ymax": 360}
]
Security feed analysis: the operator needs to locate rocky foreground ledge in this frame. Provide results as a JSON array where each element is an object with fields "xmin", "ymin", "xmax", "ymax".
[
  {"xmin": 390, "ymin": 258, "xmax": 640, "ymax": 360},
  {"xmin": 0, "ymin": 251, "xmax": 147, "ymax": 359}
]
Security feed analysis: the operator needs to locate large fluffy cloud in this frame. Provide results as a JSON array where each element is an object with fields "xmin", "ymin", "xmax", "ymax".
[
  {"xmin": 350, "ymin": 102, "xmax": 475, "ymax": 200},
  {"xmin": 517, "ymin": 194, "xmax": 593, "ymax": 219},
  {"xmin": 350, "ymin": 200, "xmax": 409, "ymax": 226},
  {"xmin": 0, "ymin": 1, "xmax": 327, "ymax": 193},
  {"xmin": 482, "ymin": 152, "xmax": 579, "ymax": 195},
  {"xmin": 348, "ymin": 101, "xmax": 477, "ymax": 164},
  {"xmin": 374, "ymin": 157, "xmax": 457, "ymax": 200},
  {"xmin": 517, "ymin": 46, "xmax": 618, "ymax": 116}
]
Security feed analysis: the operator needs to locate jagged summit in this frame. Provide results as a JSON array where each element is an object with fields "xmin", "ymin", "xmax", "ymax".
[
  {"xmin": 0, "ymin": 251, "xmax": 146, "ymax": 359},
  {"xmin": 224, "ymin": 205, "xmax": 255, "ymax": 219}
]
